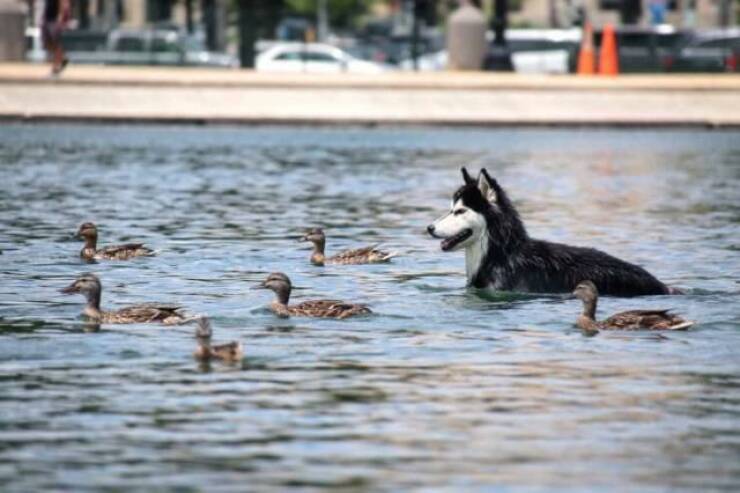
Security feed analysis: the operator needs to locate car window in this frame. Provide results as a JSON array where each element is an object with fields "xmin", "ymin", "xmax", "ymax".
[
  {"xmin": 184, "ymin": 36, "xmax": 204, "ymax": 51},
  {"xmin": 116, "ymin": 36, "xmax": 146, "ymax": 52},
  {"xmin": 275, "ymin": 51, "xmax": 303, "ymax": 61},
  {"xmin": 151, "ymin": 36, "xmax": 180, "ymax": 53},
  {"xmin": 305, "ymin": 51, "xmax": 338, "ymax": 63},
  {"xmin": 508, "ymin": 39, "xmax": 569, "ymax": 51},
  {"xmin": 618, "ymin": 33, "xmax": 651, "ymax": 48},
  {"xmin": 698, "ymin": 38, "xmax": 740, "ymax": 49},
  {"xmin": 656, "ymin": 33, "xmax": 685, "ymax": 48}
]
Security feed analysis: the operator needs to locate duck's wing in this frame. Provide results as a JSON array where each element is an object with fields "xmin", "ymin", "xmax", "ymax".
[
  {"xmin": 211, "ymin": 341, "xmax": 243, "ymax": 361},
  {"xmin": 291, "ymin": 299, "xmax": 345, "ymax": 313},
  {"xmin": 97, "ymin": 243, "xmax": 155, "ymax": 260},
  {"xmin": 112, "ymin": 303, "xmax": 185, "ymax": 324},
  {"xmin": 126, "ymin": 302, "xmax": 183, "ymax": 312},
  {"xmin": 630, "ymin": 310, "xmax": 694, "ymax": 330},
  {"xmin": 291, "ymin": 299, "xmax": 371, "ymax": 318},
  {"xmin": 328, "ymin": 244, "xmax": 395, "ymax": 264},
  {"xmin": 602, "ymin": 309, "xmax": 688, "ymax": 330},
  {"xmin": 333, "ymin": 245, "xmax": 378, "ymax": 257}
]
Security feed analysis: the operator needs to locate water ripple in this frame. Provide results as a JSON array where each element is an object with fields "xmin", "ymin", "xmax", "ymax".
[{"xmin": 0, "ymin": 124, "xmax": 739, "ymax": 492}]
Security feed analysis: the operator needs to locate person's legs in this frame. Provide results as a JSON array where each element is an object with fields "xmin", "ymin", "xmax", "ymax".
[
  {"xmin": 44, "ymin": 23, "xmax": 66, "ymax": 75},
  {"xmin": 52, "ymin": 40, "xmax": 63, "ymax": 72},
  {"xmin": 55, "ymin": 24, "xmax": 68, "ymax": 72},
  {"xmin": 42, "ymin": 23, "xmax": 52, "ymax": 60}
]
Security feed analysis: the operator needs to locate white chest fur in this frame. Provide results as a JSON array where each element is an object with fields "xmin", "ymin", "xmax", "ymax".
[{"xmin": 464, "ymin": 231, "xmax": 489, "ymax": 285}]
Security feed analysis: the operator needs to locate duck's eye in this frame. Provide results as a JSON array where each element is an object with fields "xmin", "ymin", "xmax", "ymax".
[{"xmin": 453, "ymin": 209, "xmax": 466, "ymax": 216}]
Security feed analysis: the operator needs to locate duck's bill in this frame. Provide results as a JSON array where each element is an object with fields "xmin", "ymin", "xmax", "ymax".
[
  {"xmin": 60, "ymin": 284, "xmax": 79, "ymax": 294},
  {"xmin": 298, "ymin": 235, "xmax": 310, "ymax": 242},
  {"xmin": 251, "ymin": 282, "xmax": 267, "ymax": 290}
]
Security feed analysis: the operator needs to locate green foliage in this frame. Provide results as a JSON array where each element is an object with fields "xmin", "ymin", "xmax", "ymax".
[{"xmin": 284, "ymin": 0, "xmax": 374, "ymax": 29}]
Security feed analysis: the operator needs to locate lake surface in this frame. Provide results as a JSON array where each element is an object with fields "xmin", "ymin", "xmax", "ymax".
[{"xmin": 0, "ymin": 124, "xmax": 739, "ymax": 492}]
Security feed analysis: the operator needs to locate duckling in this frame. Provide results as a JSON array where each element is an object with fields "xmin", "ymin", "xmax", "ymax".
[
  {"xmin": 193, "ymin": 316, "xmax": 243, "ymax": 363},
  {"xmin": 573, "ymin": 280, "xmax": 694, "ymax": 334},
  {"xmin": 254, "ymin": 272, "xmax": 371, "ymax": 319},
  {"xmin": 300, "ymin": 228, "xmax": 396, "ymax": 266},
  {"xmin": 77, "ymin": 222, "xmax": 154, "ymax": 261},
  {"xmin": 60, "ymin": 273, "xmax": 187, "ymax": 325}
]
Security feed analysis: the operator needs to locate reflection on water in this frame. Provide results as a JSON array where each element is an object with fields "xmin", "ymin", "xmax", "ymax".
[{"xmin": 0, "ymin": 125, "xmax": 739, "ymax": 491}]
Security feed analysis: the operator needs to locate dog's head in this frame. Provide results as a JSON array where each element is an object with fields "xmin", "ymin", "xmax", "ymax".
[{"xmin": 427, "ymin": 167, "xmax": 520, "ymax": 252}]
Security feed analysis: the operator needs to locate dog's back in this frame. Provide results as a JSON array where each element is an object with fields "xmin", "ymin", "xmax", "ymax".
[{"xmin": 480, "ymin": 239, "xmax": 670, "ymax": 296}]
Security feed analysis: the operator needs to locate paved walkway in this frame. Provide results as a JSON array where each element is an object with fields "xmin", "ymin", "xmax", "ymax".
[{"xmin": 1, "ymin": 63, "xmax": 739, "ymax": 127}]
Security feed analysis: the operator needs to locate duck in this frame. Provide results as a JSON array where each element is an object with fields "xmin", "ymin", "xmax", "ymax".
[
  {"xmin": 77, "ymin": 222, "xmax": 155, "ymax": 261},
  {"xmin": 253, "ymin": 272, "xmax": 372, "ymax": 319},
  {"xmin": 300, "ymin": 228, "xmax": 395, "ymax": 266},
  {"xmin": 193, "ymin": 316, "xmax": 243, "ymax": 363},
  {"xmin": 573, "ymin": 280, "xmax": 694, "ymax": 334},
  {"xmin": 60, "ymin": 273, "xmax": 188, "ymax": 325}
]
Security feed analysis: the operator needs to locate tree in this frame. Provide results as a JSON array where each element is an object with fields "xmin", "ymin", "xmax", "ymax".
[{"xmin": 284, "ymin": 0, "xmax": 371, "ymax": 29}]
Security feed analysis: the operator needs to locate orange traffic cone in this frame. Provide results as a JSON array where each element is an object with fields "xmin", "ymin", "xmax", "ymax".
[
  {"xmin": 577, "ymin": 22, "xmax": 596, "ymax": 75},
  {"xmin": 599, "ymin": 23, "xmax": 619, "ymax": 76}
]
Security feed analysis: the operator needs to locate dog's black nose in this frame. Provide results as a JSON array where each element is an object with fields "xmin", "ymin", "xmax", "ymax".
[{"xmin": 426, "ymin": 225, "xmax": 435, "ymax": 236}]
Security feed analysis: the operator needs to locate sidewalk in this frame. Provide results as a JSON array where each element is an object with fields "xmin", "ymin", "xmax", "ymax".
[{"xmin": 1, "ymin": 63, "xmax": 739, "ymax": 127}]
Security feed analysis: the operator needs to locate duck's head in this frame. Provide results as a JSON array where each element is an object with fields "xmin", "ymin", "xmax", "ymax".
[
  {"xmin": 195, "ymin": 316, "xmax": 213, "ymax": 339},
  {"xmin": 61, "ymin": 273, "xmax": 102, "ymax": 301},
  {"xmin": 77, "ymin": 222, "xmax": 98, "ymax": 240},
  {"xmin": 254, "ymin": 272, "xmax": 292, "ymax": 303},
  {"xmin": 573, "ymin": 280, "xmax": 598, "ymax": 303},
  {"xmin": 300, "ymin": 228, "xmax": 326, "ymax": 247}
]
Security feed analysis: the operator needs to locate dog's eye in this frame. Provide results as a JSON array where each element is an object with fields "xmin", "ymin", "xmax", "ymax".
[{"xmin": 453, "ymin": 209, "xmax": 466, "ymax": 216}]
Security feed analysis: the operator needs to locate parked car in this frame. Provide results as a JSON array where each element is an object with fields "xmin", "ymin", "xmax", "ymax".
[
  {"xmin": 593, "ymin": 25, "xmax": 689, "ymax": 73},
  {"xmin": 507, "ymin": 29, "xmax": 580, "ymax": 74},
  {"xmin": 55, "ymin": 28, "xmax": 238, "ymax": 68},
  {"xmin": 255, "ymin": 43, "xmax": 387, "ymax": 74},
  {"xmin": 399, "ymin": 29, "xmax": 580, "ymax": 74},
  {"xmin": 664, "ymin": 29, "xmax": 740, "ymax": 72}
]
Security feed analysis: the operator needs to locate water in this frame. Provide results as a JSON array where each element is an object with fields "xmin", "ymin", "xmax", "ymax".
[{"xmin": 1, "ymin": 124, "xmax": 739, "ymax": 492}]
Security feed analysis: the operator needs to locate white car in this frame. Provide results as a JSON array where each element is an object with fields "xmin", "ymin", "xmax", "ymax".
[{"xmin": 256, "ymin": 43, "xmax": 386, "ymax": 74}]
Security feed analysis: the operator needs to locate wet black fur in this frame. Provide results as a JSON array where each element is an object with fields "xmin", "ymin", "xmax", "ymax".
[{"xmin": 455, "ymin": 168, "xmax": 670, "ymax": 296}]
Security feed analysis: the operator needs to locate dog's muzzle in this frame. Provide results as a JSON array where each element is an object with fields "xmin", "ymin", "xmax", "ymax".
[{"xmin": 427, "ymin": 224, "xmax": 473, "ymax": 252}]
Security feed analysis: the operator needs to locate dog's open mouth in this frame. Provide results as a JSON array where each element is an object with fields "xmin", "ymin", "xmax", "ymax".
[{"xmin": 440, "ymin": 229, "xmax": 473, "ymax": 251}]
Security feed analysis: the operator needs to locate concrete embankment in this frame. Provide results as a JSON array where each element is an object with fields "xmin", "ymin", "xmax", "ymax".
[{"xmin": 1, "ymin": 63, "xmax": 739, "ymax": 127}]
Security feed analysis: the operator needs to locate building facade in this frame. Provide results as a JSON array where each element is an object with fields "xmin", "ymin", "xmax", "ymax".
[{"xmin": 488, "ymin": 0, "xmax": 737, "ymax": 29}]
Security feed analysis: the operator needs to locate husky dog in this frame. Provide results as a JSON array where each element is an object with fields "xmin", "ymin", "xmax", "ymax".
[{"xmin": 427, "ymin": 167, "xmax": 672, "ymax": 296}]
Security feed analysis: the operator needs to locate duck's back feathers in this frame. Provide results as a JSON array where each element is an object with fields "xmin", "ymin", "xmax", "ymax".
[
  {"xmin": 290, "ymin": 299, "xmax": 372, "ymax": 319},
  {"xmin": 327, "ymin": 244, "xmax": 395, "ymax": 265},
  {"xmin": 211, "ymin": 341, "xmax": 244, "ymax": 361},
  {"xmin": 104, "ymin": 303, "xmax": 186, "ymax": 325},
  {"xmin": 194, "ymin": 341, "xmax": 243, "ymax": 362},
  {"xmin": 601, "ymin": 309, "xmax": 693, "ymax": 331},
  {"xmin": 95, "ymin": 243, "xmax": 155, "ymax": 260}
]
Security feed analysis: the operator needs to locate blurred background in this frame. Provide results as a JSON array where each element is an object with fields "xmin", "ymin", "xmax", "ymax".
[
  {"xmin": 1, "ymin": 2, "xmax": 739, "ymax": 492},
  {"xmin": 2, "ymin": 0, "xmax": 738, "ymax": 73}
]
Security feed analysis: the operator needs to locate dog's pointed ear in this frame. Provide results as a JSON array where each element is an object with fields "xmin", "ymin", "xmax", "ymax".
[
  {"xmin": 461, "ymin": 167, "xmax": 475, "ymax": 185},
  {"xmin": 477, "ymin": 168, "xmax": 498, "ymax": 203}
]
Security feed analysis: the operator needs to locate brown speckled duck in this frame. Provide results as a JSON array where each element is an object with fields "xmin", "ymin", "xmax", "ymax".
[
  {"xmin": 300, "ymin": 228, "xmax": 396, "ymax": 266},
  {"xmin": 193, "ymin": 317, "xmax": 243, "ymax": 363},
  {"xmin": 253, "ymin": 272, "xmax": 371, "ymax": 319},
  {"xmin": 573, "ymin": 280, "xmax": 694, "ymax": 334},
  {"xmin": 77, "ymin": 222, "xmax": 155, "ymax": 261},
  {"xmin": 61, "ymin": 273, "xmax": 188, "ymax": 325}
]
